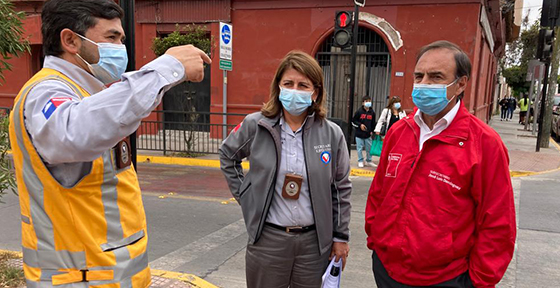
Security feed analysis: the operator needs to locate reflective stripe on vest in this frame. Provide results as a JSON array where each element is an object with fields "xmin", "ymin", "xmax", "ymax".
[{"xmin": 9, "ymin": 68, "xmax": 149, "ymax": 287}]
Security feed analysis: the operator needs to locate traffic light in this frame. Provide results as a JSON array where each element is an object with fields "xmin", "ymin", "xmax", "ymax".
[
  {"xmin": 537, "ymin": 29, "xmax": 555, "ymax": 62},
  {"xmin": 333, "ymin": 11, "xmax": 353, "ymax": 49}
]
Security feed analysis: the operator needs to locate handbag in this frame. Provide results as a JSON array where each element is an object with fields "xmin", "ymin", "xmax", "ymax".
[
  {"xmin": 379, "ymin": 122, "xmax": 387, "ymax": 136},
  {"xmin": 379, "ymin": 108, "xmax": 389, "ymax": 136},
  {"xmin": 370, "ymin": 135, "xmax": 383, "ymax": 157}
]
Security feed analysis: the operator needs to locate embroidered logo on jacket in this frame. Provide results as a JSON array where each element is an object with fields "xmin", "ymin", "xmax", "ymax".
[
  {"xmin": 385, "ymin": 153, "xmax": 402, "ymax": 178},
  {"xmin": 428, "ymin": 170, "xmax": 462, "ymax": 190},
  {"xmin": 321, "ymin": 151, "xmax": 331, "ymax": 164},
  {"xmin": 42, "ymin": 97, "xmax": 72, "ymax": 120}
]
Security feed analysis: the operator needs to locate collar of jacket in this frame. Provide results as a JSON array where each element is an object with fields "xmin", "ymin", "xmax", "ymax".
[{"xmin": 404, "ymin": 103, "xmax": 471, "ymax": 146}]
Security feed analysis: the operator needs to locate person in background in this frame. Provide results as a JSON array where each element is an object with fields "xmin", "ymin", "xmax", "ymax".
[
  {"xmin": 518, "ymin": 93, "xmax": 530, "ymax": 124},
  {"xmin": 352, "ymin": 95, "xmax": 376, "ymax": 168},
  {"xmin": 219, "ymin": 51, "xmax": 351, "ymax": 288},
  {"xmin": 499, "ymin": 97, "xmax": 509, "ymax": 121},
  {"xmin": 365, "ymin": 40, "xmax": 515, "ymax": 288},
  {"xmin": 374, "ymin": 96, "xmax": 407, "ymax": 137},
  {"xmin": 507, "ymin": 95, "xmax": 517, "ymax": 121}
]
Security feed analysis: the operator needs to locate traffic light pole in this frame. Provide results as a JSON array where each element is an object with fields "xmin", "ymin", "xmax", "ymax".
[
  {"xmin": 346, "ymin": 3, "xmax": 361, "ymax": 155},
  {"xmin": 536, "ymin": 61, "xmax": 550, "ymax": 152},
  {"xmin": 538, "ymin": 25, "xmax": 560, "ymax": 150}
]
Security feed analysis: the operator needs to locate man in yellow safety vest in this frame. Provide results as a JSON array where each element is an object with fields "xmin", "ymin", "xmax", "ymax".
[{"xmin": 9, "ymin": 0, "xmax": 210, "ymax": 286}]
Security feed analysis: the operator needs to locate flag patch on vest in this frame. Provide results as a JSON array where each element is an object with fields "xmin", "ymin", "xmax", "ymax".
[{"xmin": 42, "ymin": 97, "xmax": 72, "ymax": 119}]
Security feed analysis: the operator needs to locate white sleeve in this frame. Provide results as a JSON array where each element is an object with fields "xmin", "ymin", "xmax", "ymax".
[
  {"xmin": 24, "ymin": 55, "xmax": 185, "ymax": 164},
  {"xmin": 374, "ymin": 109, "xmax": 388, "ymax": 132}
]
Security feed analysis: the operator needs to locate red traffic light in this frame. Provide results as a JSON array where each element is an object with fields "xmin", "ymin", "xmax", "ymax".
[{"xmin": 336, "ymin": 11, "xmax": 352, "ymax": 28}]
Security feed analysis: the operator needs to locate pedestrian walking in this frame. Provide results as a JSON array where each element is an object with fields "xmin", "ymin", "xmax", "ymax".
[
  {"xmin": 507, "ymin": 95, "xmax": 517, "ymax": 120},
  {"xmin": 499, "ymin": 97, "xmax": 509, "ymax": 121},
  {"xmin": 8, "ymin": 0, "xmax": 210, "ymax": 286},
  {"xmin": 352, "ymin": 96, "xmax": 376, "ymax": 168},
  {"xmin": 365, "ymin": 40, "xmax": 516, "ymax": 288},
  {"xmin": 518, "ymin": 94, "xmax": 530, "ymax": 124},
  {"xmin": 219, "ymin": 51, "xmax": 352, "ymax": 288},
  {"xmin": 374, "ymin": 96, "xmax": 407, "ymax": 137}
]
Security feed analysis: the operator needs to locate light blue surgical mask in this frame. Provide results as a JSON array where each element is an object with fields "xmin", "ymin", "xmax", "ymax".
[
  {"xmin": 412, "ymin": 79, "xmax": 458, "ymax": 116},
  {"xmin": 76, "ymin": 34, "xmax": 128, "ymax": 85},
  {"xmin": 364, "ymin": 101, "xmax": 372, "ymax": 108},
  {"xmin": 279, "ymin": 87, "xmax": 313, "ymax": 116},
  {"xmin": 394, "ymin": 102, "xmax": 401, "ymax": 110}
]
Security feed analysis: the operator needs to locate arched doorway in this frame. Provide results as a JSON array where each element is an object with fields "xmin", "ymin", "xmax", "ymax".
[{"xmin": 316, "ymin": 27, "xmax": 391, "ymax": 123}]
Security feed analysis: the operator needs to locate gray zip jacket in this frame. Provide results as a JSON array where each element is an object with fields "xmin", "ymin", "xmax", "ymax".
[{"xmin": 219, "ymin": 112, "xmax": 352, "ymax": 255}]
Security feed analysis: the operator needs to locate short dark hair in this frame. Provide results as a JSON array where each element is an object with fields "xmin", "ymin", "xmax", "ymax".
[
  {"xmin": 416, "ymin": 40, "xmax": 472, "ymax": 80},
  {"xmin": 362, "ymin": 96, "xmax": 371, "ymax": 102},
  {"xmin": 416, "ymin": 41, "xmax": 472, "ymax": 99},
  {"xmin": 41, "ymin": 0, "xmax": 124, "ymax": 56}
]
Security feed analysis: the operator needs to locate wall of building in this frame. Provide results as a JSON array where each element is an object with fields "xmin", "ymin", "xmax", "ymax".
[{"xmin": 0, "ymin": 0, "xmax": 503, "ymax": 126}]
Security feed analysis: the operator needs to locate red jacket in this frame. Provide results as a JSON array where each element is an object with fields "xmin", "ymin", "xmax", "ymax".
[{"xmin": 365, "ymin": 104, "xmax": 516, "ymax": 287}]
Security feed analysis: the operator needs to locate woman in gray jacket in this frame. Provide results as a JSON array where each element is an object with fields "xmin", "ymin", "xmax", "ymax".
[{"xmin": 219, "ymin": 51, "xmax": 352, "ymax": 288}]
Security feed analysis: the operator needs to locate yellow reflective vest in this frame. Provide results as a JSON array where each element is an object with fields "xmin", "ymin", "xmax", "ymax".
[{"xmin": 9, "ymin": 68, "xmax": 150, "ymax": 287}]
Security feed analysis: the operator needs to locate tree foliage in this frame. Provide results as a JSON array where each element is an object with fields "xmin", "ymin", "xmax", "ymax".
[
  {"xmin": 0, "ymin": 0, "xmax": 26, "ymax": 202},
  {"xmin": 0, "ymin": 0, "xmax": 30, "ymax": 82},
  {"xmin": 151, "ymin": 25, "xmax": 213, "ymax": 57},
  {"xmin": 501, "ymin": 18, "xmax": 540, "ymax": 96},
  {"xmin": 0, "ymin": 114, "xmax": 15, "ymax": 203}
]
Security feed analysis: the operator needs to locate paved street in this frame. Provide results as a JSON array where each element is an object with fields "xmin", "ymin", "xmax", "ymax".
[{"xmin": 1, "ymin": 113, "xmax": 560, "ymax": 287}]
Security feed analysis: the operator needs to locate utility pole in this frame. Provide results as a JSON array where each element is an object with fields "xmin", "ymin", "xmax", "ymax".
[
  {"xmin": 120, "ymin": 0, "xmax": 137, "ymax": 166},
  {"xmin": 539, "ymin": 25, "xmax": 560, "ymax": 149}
]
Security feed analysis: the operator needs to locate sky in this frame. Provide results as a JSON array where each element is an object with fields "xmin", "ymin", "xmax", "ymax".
[{"xmin": 522, "ymin": 0, "xmax": 543, "ymax": 27}]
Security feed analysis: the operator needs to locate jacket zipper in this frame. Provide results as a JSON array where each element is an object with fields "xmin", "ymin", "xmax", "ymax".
[
  {"xmin": 255, "ymin": 124, "xmax": 279, "ymax": 239},
  {"xmin": 301, "ymin": 128, "xmax": 319, "ymax": 228},
  {"xmin": 405, "ymin": 120, "xmax": 421, "ymax": 168}
]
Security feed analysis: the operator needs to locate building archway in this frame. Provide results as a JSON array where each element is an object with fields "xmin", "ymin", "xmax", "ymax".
[{"xmin": 316, "ymin": 26, "xmax": 392, "ymax": 123}]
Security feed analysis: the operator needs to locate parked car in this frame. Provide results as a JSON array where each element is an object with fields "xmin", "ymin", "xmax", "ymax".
[{"xmin": 552, "ymin": 95, "xmax": 560, "ymax": 140}]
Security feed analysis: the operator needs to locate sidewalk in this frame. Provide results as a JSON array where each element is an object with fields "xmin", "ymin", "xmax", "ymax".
[
  {"xmin": 138, "ymin": 112, "xmax": 560, "ymax": 177},
  {"xmin": 489, "ymin": 113, "xmax": 560, "ymax": 175}
]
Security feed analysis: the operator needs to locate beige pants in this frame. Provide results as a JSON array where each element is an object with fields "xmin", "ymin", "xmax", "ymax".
[{"xmin": 245, "ymin": 225, "xmax": 331, "ymax": 288}]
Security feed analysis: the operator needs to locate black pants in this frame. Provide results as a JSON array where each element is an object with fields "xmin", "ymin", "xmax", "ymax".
[
  {"xmin": 372, "ymin": 251, "xmax": 474, "ymax": 288},
  {"xmin": 501, "ymin": 108, "xmax": 507, "ymax": 119}
]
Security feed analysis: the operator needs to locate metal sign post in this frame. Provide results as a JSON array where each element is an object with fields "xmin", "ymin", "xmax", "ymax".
[{"xmin": 219, "ymin": 22, "xmax": 233, "ymax": 139}]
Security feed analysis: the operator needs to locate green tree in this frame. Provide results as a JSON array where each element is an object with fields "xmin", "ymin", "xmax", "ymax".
[
  {"xmin": 0, "ymin": 0, "xmax": 29, "ymax": 202},
  {"xmin": 0, "ymin": 0, "xmax": 30, "ymax": 82},
  {"xmin": 501, "ymin": 19, "xmax": 540, "ymax": 96},
  {"xmin": 151, "ymin": 24, "xmax": 213, "ymax": 56}
]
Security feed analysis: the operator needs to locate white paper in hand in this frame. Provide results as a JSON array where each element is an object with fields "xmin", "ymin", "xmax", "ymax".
[{"xmin": 321, "ymin": 258, "xmax": 342, "ymax": 288}]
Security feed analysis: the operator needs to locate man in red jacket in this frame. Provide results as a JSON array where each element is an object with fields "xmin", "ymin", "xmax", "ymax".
[{"xmin": 365, "ymin": 40, "xmax": 516, "ymax": 288}]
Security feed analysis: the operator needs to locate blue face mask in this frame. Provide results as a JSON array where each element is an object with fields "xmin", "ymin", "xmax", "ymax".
[
  {"xmin": 394, "ymin": 102, "xmax": 401, "ymax": 110},
  {"xmin": 364, "ymin": 101, "xmax": 372, "ymax": 108},
  {"xmin": 412, "ymin": 79, "xmax": 458, "ymax": 116},
  {"xmin": 76, "ymin": 34, "xmax": 128, "ymax": 85},
  {"xmin": 279, "ymin": 87, "xmax": 313, "ymax": 116}
]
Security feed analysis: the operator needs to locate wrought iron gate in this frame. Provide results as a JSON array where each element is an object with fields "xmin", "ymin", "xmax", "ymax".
[{"xmin": 316, "ymin": 27, "xmax": 392, "ymax": 124}]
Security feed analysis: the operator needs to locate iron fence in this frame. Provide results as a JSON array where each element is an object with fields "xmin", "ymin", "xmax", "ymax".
[{"xmin": 137, "ymin": 110, "xmax": 247, "ymax": 155}]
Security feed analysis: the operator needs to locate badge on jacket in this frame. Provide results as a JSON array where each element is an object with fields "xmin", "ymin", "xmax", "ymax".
[
  {"xmin": 282, "ymin": 173, "xmax": 303, "ymax": 200},
  {"xmin": 115, "ymin": 137, "xmax": 132, "ymax": 169}
]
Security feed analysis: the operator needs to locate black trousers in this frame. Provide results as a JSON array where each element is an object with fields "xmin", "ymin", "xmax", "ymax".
[
  {"xmin": 501, "ymin": 108, "xmax": 508, "ymax": 119},
  {"xmin": 372, "ymin": 251, "xmax": 474, "ymax": 288}
]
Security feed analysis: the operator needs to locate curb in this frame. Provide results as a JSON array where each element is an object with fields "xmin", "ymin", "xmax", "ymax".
[
  {"xmin": 138, "ymin": 154, "xmax": 376, "ymax": 178},
  {"xmin": 151, "ymin": 269, "xmax": 218, "ymax": 288}
]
